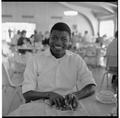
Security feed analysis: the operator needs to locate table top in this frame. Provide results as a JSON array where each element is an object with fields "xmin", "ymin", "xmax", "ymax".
[
  {"xmin": 8, "ymin": 93, "xmax": 116, "ymax": 116},
  {"xmin": 80, "ymin": 93, "xmax": 116, "ymax": 116}
]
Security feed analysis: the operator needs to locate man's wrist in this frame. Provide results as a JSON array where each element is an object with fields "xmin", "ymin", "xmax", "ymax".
[
  {"xmin": 43, "ymin": 92, "xmax": 50, "ymax": 99},
  {"xmin": 72, "ymin": 93, "xmax": 78, "ymax": 99}
]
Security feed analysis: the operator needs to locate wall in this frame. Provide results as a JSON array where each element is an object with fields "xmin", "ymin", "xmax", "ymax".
[{"xmin": 2, "ymin": 2, "xmax": 98, "ymax": 36}]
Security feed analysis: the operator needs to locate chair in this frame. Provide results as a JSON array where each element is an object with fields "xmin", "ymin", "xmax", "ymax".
[
  {"xmin": 2, "ymin": 61, "xmax": 25, "ymax": 116},
  {"xmin": 99, "ymin": 55, "xmax": 118, "ymax": 90},
  {"xmin": 84, "ymin": 46, "xmax": 97, "ymax": 68}
]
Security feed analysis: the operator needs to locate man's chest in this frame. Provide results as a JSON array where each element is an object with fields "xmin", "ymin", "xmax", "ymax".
[{"xmin": 35, "ymin": 58, "xmax": 77, "ymax": 90}]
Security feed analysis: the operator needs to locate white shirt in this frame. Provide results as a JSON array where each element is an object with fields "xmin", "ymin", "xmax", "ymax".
[
  {"xmin": 106, "ymin": 39, "xmax": 117, "ymax": 56},
  {"xmin": 106, "ymin": 39, "xmax": 118, "ymax": 67},
  {"xmin": 11, "ymin": 34, "xmax": 20, "ymax": 45},
  {"xmin": 22, "ymin": 48, "xmax": 96, "ymax": 95}
]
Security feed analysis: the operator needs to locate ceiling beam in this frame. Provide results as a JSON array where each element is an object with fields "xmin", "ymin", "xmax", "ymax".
[
  {"xmin": 88, "ymin": 2, "xmax": 115, "ymax": 14},
  {"xmin": 58, "ymin": 2, "xmax": 95, "ymax": 35}
]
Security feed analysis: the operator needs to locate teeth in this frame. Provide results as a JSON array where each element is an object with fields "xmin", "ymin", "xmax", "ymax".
[{"xmin": 54, "ymin": 46, "xmax": 62, "ymax": 49}]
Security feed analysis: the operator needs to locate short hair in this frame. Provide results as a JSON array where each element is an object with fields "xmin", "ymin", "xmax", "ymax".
[{"xmin": 50, "ymin": 22, "xmax": 71, "ymax": 37}]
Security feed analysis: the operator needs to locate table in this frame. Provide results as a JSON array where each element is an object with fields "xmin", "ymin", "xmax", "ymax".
[
  {"xmin": 81, "ymin": 93, "xmax": 116, "ymax": 116},
  {"xmin": 7, "ymin": 92, "xmax": 116, "ymax": 116}
]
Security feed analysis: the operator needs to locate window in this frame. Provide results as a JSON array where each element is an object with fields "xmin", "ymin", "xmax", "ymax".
[
  {"xmin": 99, "ymin": 20, "xmax": 114, "ymax": 38},
  {"xmin": 2, "ymin": 22, "xmax": 36, "ymax": 42}
]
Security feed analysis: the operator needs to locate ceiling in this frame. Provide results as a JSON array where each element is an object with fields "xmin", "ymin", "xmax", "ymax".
[
  {"xmin": 2, "ymin": 2, "xmax": 118, "ymax": 21},
  {"xmin": 58, "ymin": 2, "xmax": 118, "ymax": 20}
]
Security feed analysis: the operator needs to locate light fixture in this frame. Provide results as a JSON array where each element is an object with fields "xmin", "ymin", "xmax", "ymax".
[{"xmin": 64, "ymin": 11, "xmax": 78, "ymax": 16}]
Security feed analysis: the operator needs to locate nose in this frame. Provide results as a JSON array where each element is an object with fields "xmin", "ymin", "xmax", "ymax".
[{"xmin": 55, "ymin": 38, "xmax": 62, "ymax": 45}]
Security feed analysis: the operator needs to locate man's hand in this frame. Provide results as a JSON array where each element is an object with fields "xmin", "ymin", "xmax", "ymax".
[
  {"xmin": 47, "ymin": 92, "xmax": 65, "ymax": 109},
  {"xmin": 65, "ymin": 94, "xmax": 79, "ymax": 110}
]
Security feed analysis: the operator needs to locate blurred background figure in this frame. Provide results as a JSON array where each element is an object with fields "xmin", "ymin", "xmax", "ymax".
[
  {"xmin": 96, "ymin": 32, "xmax": 102, "ymax": 46},
  {"xmin": 33, "ymin": 30, "xmax": 44, "ymax": 52},
  {"xmin": 106, "ymin": 31, "xmax": 118, "ymax": 93},
  {"xmin": 42, "ymin": 31, "xmax": 50, "ymax": 49},
  {"xmin": 22, "ymin": 38, "xmax": 31, "ymax": 48},
  {"xmin": 17, "ymin": 30, "xmax": 27, "ymax": 54},
  {"xmin": 2, "ymin": 40, "xmax": 11, "ymax": 57},
  {"xmin": 82, "ymin": 30, "xmax": 92, "ymax": 43},
  {"xmin": 8, "ymin": 29, "xmax": 12, "ymax": 39},
  {"xmin": 17, "ymin": 30, "xmax": 27, "ymax": 46},
  {"xmin": 34, "ymin": 30, "xmax": 43, "ymax": 43},
  {"xmin": 11, "ymin": 30, "xmax": 21, "ymax": 46},
  {"xmin": 29, "ymin": 34, "xmax": 35, "ymax": 46}
]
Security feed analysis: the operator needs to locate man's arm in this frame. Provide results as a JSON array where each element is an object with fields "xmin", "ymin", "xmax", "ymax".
[
  {"xmin": 23, "ymin": 90, "xmax": 49, "ymax": 103},
  {"xmin": 73, "ymin": 84, "xmax": 96, "ymax": 100},
  {"xmin": 23, "ymin": 90, "xmax": 65, "ymax": 107}
]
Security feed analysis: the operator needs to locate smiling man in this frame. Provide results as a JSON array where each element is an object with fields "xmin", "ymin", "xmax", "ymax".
[{"xmin": 9, "ymin": 22, "xmax": 96, "ymax": 116}]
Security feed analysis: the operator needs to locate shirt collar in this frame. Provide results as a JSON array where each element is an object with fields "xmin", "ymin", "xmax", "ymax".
[{"xmin": 44, "ymin": 47, "xmax": 72, "ymax": 58}]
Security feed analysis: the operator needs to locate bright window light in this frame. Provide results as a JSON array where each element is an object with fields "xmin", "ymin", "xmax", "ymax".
[
  {"xmin": 64, "ymin": 11, "xmax": 78, "ymax": 16},
  {"xmin": 2, "ymin": 22, "xmax": 36, "ymax": 42},
  {"xmin": 100, "ymin": 20, "xmax": 114, "ymax": 37}
]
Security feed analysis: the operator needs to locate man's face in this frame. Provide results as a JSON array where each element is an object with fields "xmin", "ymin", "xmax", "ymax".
[{"xmin": 49, "ymin": 30, "xmax": 70, "ymax": 56}]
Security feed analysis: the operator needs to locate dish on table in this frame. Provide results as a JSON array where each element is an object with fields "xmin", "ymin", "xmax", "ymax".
[{"xmin": 96, "ymin": 90, "xmax": 117, "ymax": 104}]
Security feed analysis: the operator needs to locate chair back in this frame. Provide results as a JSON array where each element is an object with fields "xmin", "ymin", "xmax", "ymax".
[
  {"xmin": 106, "ymin": 55, "xmax": 118, "ymax": 68},
  {"xmin": 2, "ymin": 61, "xmax": 25, "ymax": 116},
  {"xmin": 106, "ymin": 55, "xmax": 118, "ymax": 75}
]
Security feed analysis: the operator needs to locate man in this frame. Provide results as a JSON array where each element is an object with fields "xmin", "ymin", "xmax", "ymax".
[
  {"xmin": 106, "ymin": 31, "xmax": 118, "ymax": 92},
  {"xmin": 9, "ymin": 22, "xmax": 96, "ymax": 116}
]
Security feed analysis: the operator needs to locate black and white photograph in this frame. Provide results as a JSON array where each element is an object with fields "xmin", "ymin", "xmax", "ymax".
[{"xmin": 2, "ymin": 1, "xmax": 118, "ymax": 116}]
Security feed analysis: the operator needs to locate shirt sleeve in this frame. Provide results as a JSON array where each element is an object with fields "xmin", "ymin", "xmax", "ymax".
[
  {"xmin": 22, "ymin": 55, "xmax": 37, "ymax": 94},
  {"xmin": 76, "ymin": 55, "xmax": 97, "ymax": 91}
]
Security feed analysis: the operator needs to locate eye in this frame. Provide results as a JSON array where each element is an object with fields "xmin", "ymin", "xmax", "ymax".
[
  {"xmin": 51, "ymin": 36, "xmax": 58, "ymax": 41},
  {"xmin": 61, "ymin": 38, "xmax": 67, "ymax": 42}
]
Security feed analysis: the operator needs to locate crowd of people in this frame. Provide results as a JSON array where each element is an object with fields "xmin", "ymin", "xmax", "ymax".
[{"xmin": 9, "ymin": 26, "xmax": 114, "ymax": 56}]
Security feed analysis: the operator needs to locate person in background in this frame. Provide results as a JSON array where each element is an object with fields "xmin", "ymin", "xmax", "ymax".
[
  {"xmin": 2, "ymin": 40, "xmax": 12, "ymax": 57},
  {"xmin": 101, "ymin": 34, "xmax": 107, "ymax": 47},
  {"xmin": 17, "ymin": 30, "xmax": 27, "ymax": 46},
  {"xmin": 106, "ymin": 31, "xmax": 118, "ymax": 93},
  {"xmin": 17, "ymin": 30, "xmax": 27, "ymax": 54},
  {"xmin": 42, "ymin": 31, "xmax": 50, "ymax": 49},
  {"xmin": 82, "ymin": 30, "xmax": 91, "ymax": 43},
  {"xmin": 11, "ymin": 30, "xmax": 21, "ymax": 46},
  {"xmin": 30, "ymin": 34, "xmax": 35, "ymax": 46},
  {"xmin": 22, "ymin": 38, "xmax": 31, "ymax": 48},
  {"xmin": 9, "ymin": 22, "xmax": 96, "ymax": 116},
  {"xmin": 34, "ymin": 30, "xmax": 43, "ymax": 43}
]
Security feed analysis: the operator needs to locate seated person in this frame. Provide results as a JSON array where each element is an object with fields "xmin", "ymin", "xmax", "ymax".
[
  {"xmin": 106, "ymin": 31, "xmax": 118, "ymax": 92},
  {"xmin": 17, "ymin": 30, "xmax": 27, "ymax": 46},
  {"xmin": 9, "ymin": 22, "xmax": 96, "ymax": 116},
  {"xmin": 22, "ymin": 38, "xmax": 32, "ymax": 48},
  {"xmin": 17, "ymin": 30, "xmax": 27, "ymax": 54},
  {"xmin": 18, "ymin": 38, "xmax": 32, "ymax": 55}
]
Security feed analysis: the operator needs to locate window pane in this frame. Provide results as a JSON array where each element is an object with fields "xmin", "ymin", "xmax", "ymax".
[
  {"xmin": 100, "ymin": 20, "xmax": 114, "ymax": 37},
  {"xmin": 2, "ymin": 22, "xmax": 36, "ymax": 42}
]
